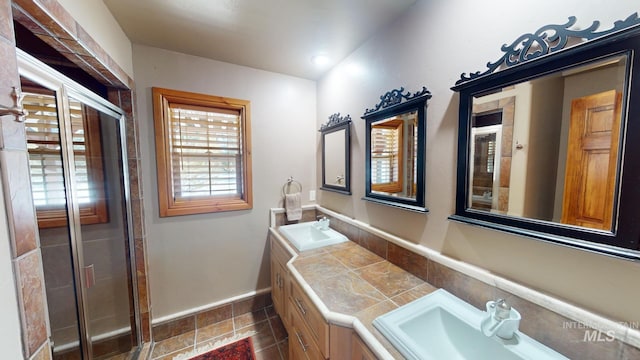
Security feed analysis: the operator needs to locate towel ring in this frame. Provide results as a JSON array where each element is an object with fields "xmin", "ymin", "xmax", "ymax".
[{"xmin": 282, "ymin": 176, "xmax": 302, "ymax": 196}]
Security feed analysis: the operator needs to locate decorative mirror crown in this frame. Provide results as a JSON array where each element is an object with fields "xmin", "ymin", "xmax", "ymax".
[
  {"xmin": 363, "ymin": 86, "xmax": 432, "ymax": 116},
  {"xmin": 320, "ymin": 113, "xmax": 351, "ymax": 131},
  {"xmin": 457, "ymin": 13, "xmax": 640, "ymax": 85}
]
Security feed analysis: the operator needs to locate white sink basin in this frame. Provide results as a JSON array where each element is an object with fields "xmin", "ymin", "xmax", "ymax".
[
  {"xmin": 278, "ymin": 221, "xmax": 348, "ymax": 251},
  {"xmin": 373, "ymin": 289, "xmax": 567, "ymax": 360}
]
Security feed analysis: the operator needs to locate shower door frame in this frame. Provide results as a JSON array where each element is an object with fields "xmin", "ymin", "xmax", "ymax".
[{"xmin": 18, "ymin": 49, "xmax": 142, "ymax": 359}]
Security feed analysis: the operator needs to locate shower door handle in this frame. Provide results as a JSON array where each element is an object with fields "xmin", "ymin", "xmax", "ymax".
[{"xmin": 84, "ymin": 264, "xmax": 95, "ymax": 289}]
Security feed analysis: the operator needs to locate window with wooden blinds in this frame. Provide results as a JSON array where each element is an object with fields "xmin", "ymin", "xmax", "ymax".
[
  {"xmin": 153, "ymin": 87, "xmax": 253, "ymax": 216},
  {"xmin": 486, "ymin": 138, "xmax": 496, "ymax": 174},
  {"xmin": 371, "ymin": 119, "xmax": 403, "ymax": 193},
  {"xmin": 23, "ymin": 89, "xmax": 107, "ymax": 228}
]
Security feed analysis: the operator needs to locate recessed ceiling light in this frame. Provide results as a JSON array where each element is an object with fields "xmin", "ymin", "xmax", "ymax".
[{"xmin": 311, "ymin": 54, "xmax": 331, "ymax": 66}]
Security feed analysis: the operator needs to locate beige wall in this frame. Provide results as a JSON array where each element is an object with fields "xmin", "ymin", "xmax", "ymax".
[
  {"xmin": 132, "ymin": 44, "xmax": 317, "ymax": 320},
  {"xmin": 0, "ymin": 175, "xmax": 23, "ymax": 358},
  {"xmin": 317, "ymin": 0, "xmax": 640, "ymax": 324},
  {"xmin": 523, "ymin": 76, "xmax": 564, "ymax": 220},
  {"xmin": 56, "ymin": 0, "xmax": 134, "ymax": 78}
]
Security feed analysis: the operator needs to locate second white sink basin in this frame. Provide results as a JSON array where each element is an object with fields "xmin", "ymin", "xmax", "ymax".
[
  {"xmin": 373, "ymin": 289, "xmax": 567, "ymax": 360},
  {"xmin": 278, "ymin": 221, "xmax": 348, "ymax": 251}
]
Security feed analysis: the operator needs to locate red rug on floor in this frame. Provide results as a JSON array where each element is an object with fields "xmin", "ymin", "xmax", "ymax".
[{"xmin": 189, "ymin": 337, "xmax": 256, "ymax": 360}]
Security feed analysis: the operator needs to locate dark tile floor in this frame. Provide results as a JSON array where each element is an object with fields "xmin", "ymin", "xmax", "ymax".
[{"xmin": 150, "ymin": 305, "xmax": 288, "ymax": 360}]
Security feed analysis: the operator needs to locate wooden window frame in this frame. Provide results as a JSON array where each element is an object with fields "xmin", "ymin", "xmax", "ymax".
[
  {"xmin": 152, "ymin": 87, "xmax": 253, "ymax": 217},
  {"xmin": 24, "ymin": 86, "xmax": 108, "ymax": 228},
  {"xmin": 371, "ymin": 119, "xmax": 404, "ymax": 193}
]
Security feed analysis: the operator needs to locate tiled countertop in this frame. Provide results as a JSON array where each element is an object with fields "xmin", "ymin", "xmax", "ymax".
[
  {"xmin": 270, "ymin": 207, "xmax": 640, "ymax": 360},
  {"xmin": 272, "ymin": 228, "xmax": 437, "ymax": 359}
]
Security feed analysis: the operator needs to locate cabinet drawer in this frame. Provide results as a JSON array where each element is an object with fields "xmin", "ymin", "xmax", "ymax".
[
  {"xmin": 290, "ymin": 305, "xmax": 325, "ymax": 360},
  {"xmin": 290, "ymin": 279, "xmax": 329, "ymax": 357}
]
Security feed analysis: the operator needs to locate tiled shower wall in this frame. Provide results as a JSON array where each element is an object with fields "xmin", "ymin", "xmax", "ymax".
[
  {"xmin": 0, "ymin": 0, "xmax": 151, "ymax": 358},
  {"xmin": 273, "ymin": 208, "xmax": 640, "ymax": 359}
]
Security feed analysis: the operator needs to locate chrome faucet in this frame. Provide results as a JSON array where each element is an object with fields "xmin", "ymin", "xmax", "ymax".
[
  {"xmin": 315, "ymin": 215, "xmax": 330, "ymax": 230},
  {"xmin": 493, "ymin": 299, "xmax": 511, "ymax": 321},
  {"xmin": 481, "ymin": 298, "xmax": 521, "ymax": 339}
]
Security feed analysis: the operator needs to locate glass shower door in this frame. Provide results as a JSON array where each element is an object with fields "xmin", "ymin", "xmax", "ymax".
[
  {"xmin": 71, "ymin": 95, "xmax": 137, "ymax": 358},
  {"xmin": 23, "ymin": 78, "xmax": 84, "ymax": 358},
  {"xmin": 21, "ymin": 49, "xmax": 139, "ymax": 359}
]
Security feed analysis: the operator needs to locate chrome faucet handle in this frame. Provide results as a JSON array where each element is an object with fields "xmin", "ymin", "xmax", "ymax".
[
  {"xmin": 482, "ymin": 298, "xmax": 520, "ymax": 339},
  {"xmin": 494, "ymin": 299, "xmax": 511, "ymax": 320}
]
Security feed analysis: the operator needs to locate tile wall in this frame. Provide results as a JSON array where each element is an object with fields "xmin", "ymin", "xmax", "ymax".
[{"xmin": 1, "ymin": 0, "xmax": 50, "ymax": 358}]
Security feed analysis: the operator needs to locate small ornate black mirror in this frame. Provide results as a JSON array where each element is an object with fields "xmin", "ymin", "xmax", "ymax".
[
  {"xmin": 362, "ymin": 87, "xmax": 431, "ymax": 212},
  {"xmin": 320, "ymin": 113, "xmax": 351, "ymax": 195}
]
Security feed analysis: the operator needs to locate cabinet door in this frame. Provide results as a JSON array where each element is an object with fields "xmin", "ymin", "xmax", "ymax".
[
  {"xmin": 329, "ymin": 325, "xmax": 354, "ymax": 359},
  {"xmin": 352, "ymin": 333, "xmax": 377, "ymax": 360},
  {"xmin": 270, "ymin": 256, "xmax": 284, "ymax": 313},
  {"xmin": 270, "ymin": 235, "xmax": 291, "ymax": 329}
]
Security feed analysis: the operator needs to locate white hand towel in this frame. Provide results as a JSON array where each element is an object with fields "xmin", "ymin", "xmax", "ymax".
[{"xmin": 285, "ymin": 192, "xmax": 302, "ymax": 221}]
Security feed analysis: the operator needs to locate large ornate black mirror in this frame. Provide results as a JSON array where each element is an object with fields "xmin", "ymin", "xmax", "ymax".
[
  {"xmin": 451, "ymin": 14, "xmax": 640, "ymax": 259},
  {"xmin": 320, "ymin": 113, "xmax": 351, "ymax": 195},
  {"xmin": 362, "ymin": 87, "xmax": 431, "ymax": 212}
]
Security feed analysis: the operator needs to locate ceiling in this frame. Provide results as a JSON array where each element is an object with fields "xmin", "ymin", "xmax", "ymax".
[{"xmin": 103, "ymin": 0, "xmax": 417, "ymax": 80}]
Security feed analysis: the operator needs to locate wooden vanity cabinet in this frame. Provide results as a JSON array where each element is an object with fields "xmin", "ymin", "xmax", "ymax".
[
  {"xmin": 270, "ymin": 234, "xmax": 292, "ymax": 330},
  {"xmin": 271, "ymin": 233, "xmax": 379, "ymax": 359}
]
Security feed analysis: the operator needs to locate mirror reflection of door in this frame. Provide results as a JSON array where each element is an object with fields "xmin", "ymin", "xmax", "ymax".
[
  {"xmin": 470, "ymin": 125, "xmax": 502, "ymax": 211},
  {"xmin": 561, "ymin": 90, "xmax": 622, "ymax": 230}
]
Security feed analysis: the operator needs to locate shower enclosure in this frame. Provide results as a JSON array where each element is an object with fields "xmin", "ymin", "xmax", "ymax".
[{"xmin": 18, "ymin": 49, "xmax": 141, "ymax": 359}]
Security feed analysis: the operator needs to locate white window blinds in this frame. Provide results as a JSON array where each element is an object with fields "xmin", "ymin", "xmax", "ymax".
[
  {"xmin": 168, "ymin": 104, "xmax": 244, "ymax": 200},
  {"xmin": 371, "ymin": 126, "xmax": 399, "ymax": 185},
  {"xmin": 24, "ymin": 89, "xmax": 107, "ymax": 228},
  {"xmin": 486, "ymin": 138, "xmax": 496, "ymax": 174},
  {"xmin": 24, "ymin": 92, "xmax": 91, "ymax": 207}
]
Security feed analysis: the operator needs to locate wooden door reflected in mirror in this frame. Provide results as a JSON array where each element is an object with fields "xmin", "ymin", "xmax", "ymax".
[{"xmin": 562, "ymin": 90, "xmax": 621, "ymax": 230}]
